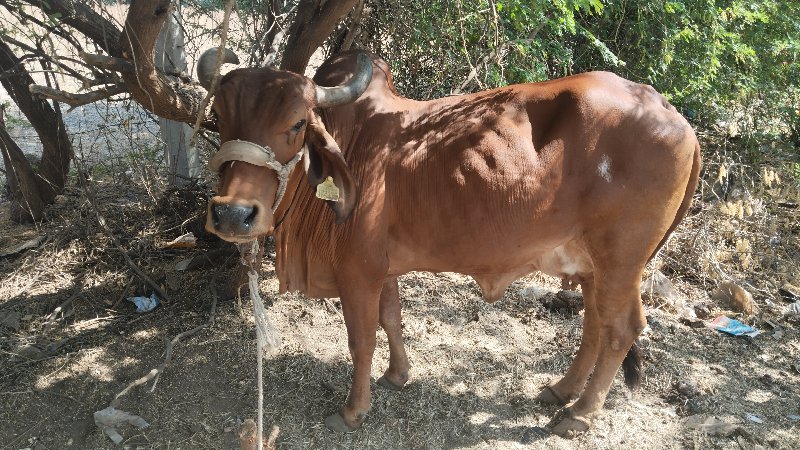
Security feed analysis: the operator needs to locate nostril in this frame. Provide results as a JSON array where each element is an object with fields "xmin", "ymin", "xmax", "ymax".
[
  {"xmin": 211, "ymin": 204, "xmax": 223, "ymax": 225},
  {"xmin": 244, "ymin": 205, "xmax": 258, "ymax": 226}
]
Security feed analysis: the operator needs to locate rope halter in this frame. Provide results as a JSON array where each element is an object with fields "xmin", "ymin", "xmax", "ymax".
[{"xmin": 208, "ymin": 140, "xmax": 304, "ymax": 212}]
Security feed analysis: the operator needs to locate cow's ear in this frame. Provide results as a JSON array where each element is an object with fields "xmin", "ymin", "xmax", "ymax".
[{"xmin": 303, "ymin": 114, "xmax": 358, "ymax": 223}]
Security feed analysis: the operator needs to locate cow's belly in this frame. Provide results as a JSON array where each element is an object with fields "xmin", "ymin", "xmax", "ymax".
[{"xmin": 388, "ymin": 233, "xmax": 594, "ymax": 301}]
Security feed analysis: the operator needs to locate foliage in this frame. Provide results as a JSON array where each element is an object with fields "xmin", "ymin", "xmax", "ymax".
[
  {"xmin": 368, "ymin": 0, "xmax": 800, "ymax": 146},
  {"xmin": 577, "ymin": 1, "xmax": 800, "ymax": 134},
  {"xmin": 367, "ymin": 0, "xmax": 610, "ymax": 98}
]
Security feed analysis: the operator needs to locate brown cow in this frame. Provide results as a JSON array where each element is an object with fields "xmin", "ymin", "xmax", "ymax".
[{"xmin": 199, "ymin": 50, "xmax": 701, "ymax": 436}]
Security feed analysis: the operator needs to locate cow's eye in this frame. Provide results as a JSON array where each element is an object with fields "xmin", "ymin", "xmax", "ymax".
[{"xmin": 291, "ymin": 119, "xmax": 306, "ymax": 132}]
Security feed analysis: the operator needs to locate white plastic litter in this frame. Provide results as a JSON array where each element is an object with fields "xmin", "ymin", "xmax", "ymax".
[
  {"xmin": 94, "ymin": 406, "xmax": 149, "ymax": 444},
  {"xmin": 127, "ymin": 292, "xmax": 160, "ymax": 313}
]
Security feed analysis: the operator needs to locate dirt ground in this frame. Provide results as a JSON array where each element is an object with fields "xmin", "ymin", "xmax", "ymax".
[{"xmin": 0, "ymin": 177, "xmax": 799, "ymax": 450}]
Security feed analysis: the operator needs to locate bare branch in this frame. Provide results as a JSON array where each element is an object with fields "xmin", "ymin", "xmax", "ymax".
[
  {"xmin": 80, "ymin": 51, "xmax": 134, "ymax": 73},
  {"xmin": 263, "ymin": 13, "xmax": 293, "ymax": 68},
  {"xmin": 29, "ymin": 83, "xmax": 127, "ymax": 109},
  {"xmin": 340, "ymin": 0, "xmax": 365, "ymax": 52},
  {"xmin": 18, "ymin": 0, "xmax": 122, "ymax": 55},
  {"xmin": 1, "ymin": 34, "xmax": 89, "ymax": 84},
  {"xmin": 190, "ymin": 0, "xmax": 235, "ymax": 144},
  {"xmin": 110, "ymin": 279, "xmax": 218, "ymax": 406}
]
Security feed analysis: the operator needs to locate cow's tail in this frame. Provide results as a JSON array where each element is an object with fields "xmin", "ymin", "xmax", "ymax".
[
  {"xmin": 625, "ymin": 140, "xmax": 701, "ymax": 392},
  {"xmin": 622, "ymin": 339, "xmax": 642, "ymax": 390}
]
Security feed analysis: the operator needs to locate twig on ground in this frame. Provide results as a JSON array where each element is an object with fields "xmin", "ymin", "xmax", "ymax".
[
  {"xmin": 42, "ymin": 280, "xmax": 84, "ymax": 330},
  {"xmin": 324, "ymin": 298, "xmax": 344, "ymax": 321},
  {"xmin": 110, "ymin": 279, "xmax": 219, "ymax": 406},
  {"xmin": 111, "ymin": 276, "xmax": 135, "ymax": 310},
  {"xmin": 5, "ymin": 418, "xmax": 46, "ymax": 449},
  {"xmin": 70, "ymin": 155, "xmax": 169, "ymax": 303}
]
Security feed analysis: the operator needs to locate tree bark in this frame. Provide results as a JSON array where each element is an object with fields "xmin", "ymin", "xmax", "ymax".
[
  {"xmin": 0, "ymin": 36, "xmax": 72, "ymax": 222},
  {"xmin": 280, "ymin": 0, "xmax": 360, "ymax": 73},
  {"xmin": 155, "ymin": 3, "xmax": 200, "ymax": 185},
  {"xmin": 0, "ymin": 109, "xmax": 47, "ymax": 222},
  {"xmin": 118, "ymin": 0, "xmax": 210, "ymax": 125}
]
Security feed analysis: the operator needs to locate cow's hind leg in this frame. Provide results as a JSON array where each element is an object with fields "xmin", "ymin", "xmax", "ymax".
[
  {"xmin": 537, "ymin": 278, "xmax": 599, "ymax": 405},
  {"xmin": 324, "ymin": 277, "xmax": 383, "ymax": 433},
  {"xmin": 549, "ymin": 269, "xmax": 646, "ymax": 437},
  {"xmin": 377, "ymin": 276, "xmax": 411, "ymax": 390}
]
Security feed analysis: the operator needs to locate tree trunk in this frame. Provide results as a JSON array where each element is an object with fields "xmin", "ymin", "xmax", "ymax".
[
  {"xmin": 0, "ymin": 36, "xmax": 72, "ymax": 222},
  {"xmin": 0, "ymin": 108, "xmax": 48, "ymax": 221},
  {"xmin": 155, "ymin": 2, "xmax": 200, "ymax": 186},
  {"xmin": 280, "ymin": 0, "xmax": 360, "ymax": 73}
]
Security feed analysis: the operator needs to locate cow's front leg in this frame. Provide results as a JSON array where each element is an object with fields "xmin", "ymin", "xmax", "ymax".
[
  {"xmin": 377, "ymin": 276, "xmax": 410, "ymax": 390},
  {"xmin": 324, "ymin": 278, "xmax": 382, "ymax": 432}
]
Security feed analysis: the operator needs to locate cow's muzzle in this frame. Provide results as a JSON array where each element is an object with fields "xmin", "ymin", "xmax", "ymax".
[
  {"xmin": 207, "ymin": 140, "xmax": 304, "ymax": 241},
  {"xmin": 211, "ymin": 202, "xmax": 258, "ymax": 236},
  {"xmin": 209, "ymin": 140, "xmax": 304, "ymax": 213}
]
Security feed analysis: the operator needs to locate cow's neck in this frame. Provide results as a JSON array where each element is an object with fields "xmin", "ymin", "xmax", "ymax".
[{"xmin": 272, "ymin": 164, "xmax": 342, "ymax": 298}]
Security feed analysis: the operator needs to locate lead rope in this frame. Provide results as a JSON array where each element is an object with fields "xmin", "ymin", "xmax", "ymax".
[{"xmin": 239, "ymin": 240, "xmax": 281, "ymax": 449}]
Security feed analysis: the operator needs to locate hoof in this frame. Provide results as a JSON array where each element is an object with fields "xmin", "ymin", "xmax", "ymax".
[
  {"xmin": 549, "ymin": 408, "xmax": 592, "ymax": 438},
  {"xmin": 377, "ymin": 375, "xmax": 405, "ymax": 391},
  {"xmin": 536, "ymin": 385, "xmax": 568, "ymax": 406},
  {"xmin": 324, "ymin": 413, "xmax": 360, "ymax": 433}
]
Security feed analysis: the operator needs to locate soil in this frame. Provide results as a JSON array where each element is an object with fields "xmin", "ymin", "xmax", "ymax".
[{"xmin": 0, "ymin": 184, "xmax": 799, "ymax": 450}]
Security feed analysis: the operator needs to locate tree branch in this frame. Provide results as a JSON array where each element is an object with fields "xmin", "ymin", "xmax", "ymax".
[
  {"xmin": 110, "ymin": 279, "xmax": 218, "ymax": 406},
  {"xmin": 1, "ymin": 34, "xmax": 90, "ymax": 84},
  {"xmin": 190, "ymin": 0, "xmax": 235, "ymax": 144},
  {"xmin": 340, "ymin": 0, "xmax": 365, "ymax": 52},
  {"xmin": 29, "ymin": 83, "xmax": 127, "ymax": 109},
  {"xmin": 19, "ymin": 0, "xmax": 122, "ymax": 56},
  {"xmin": 0, "ymin": 36, "xmax": 71, "ymax": 220},
  {"xmin": 281, "ymin": 0, "xmax": 361, "ymax": 73},
  {"xmin": 117, "ymin": 0, "xmax": 212, "ymax": 126},
  {"xmin": 80, "ymin": 51, "xmax": 134, "ymax": 73}
]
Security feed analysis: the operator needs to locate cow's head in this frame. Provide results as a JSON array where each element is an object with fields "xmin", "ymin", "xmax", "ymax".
[{"xmin": 198, "ymin": 50, "xmax": 371, "ymax": 242}]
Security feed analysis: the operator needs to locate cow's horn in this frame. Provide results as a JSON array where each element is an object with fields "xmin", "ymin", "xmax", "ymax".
[
  {"xmin": 197, "ymin": 47, "xmax": 240, "ymax": 90},
  {"xmin": 315, "ymin": 53, "xmax": 373, "ymax": 109}
]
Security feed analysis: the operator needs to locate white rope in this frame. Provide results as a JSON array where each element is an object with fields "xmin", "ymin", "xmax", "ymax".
[{"xmin": 241, "ymin": 240, "xmax": 281, "ymax": 449}]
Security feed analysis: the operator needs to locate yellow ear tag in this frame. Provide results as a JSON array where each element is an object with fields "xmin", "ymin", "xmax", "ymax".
[{"xmin": 315, "ymin": 176, "xmax": 340, "ymax": 201}]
